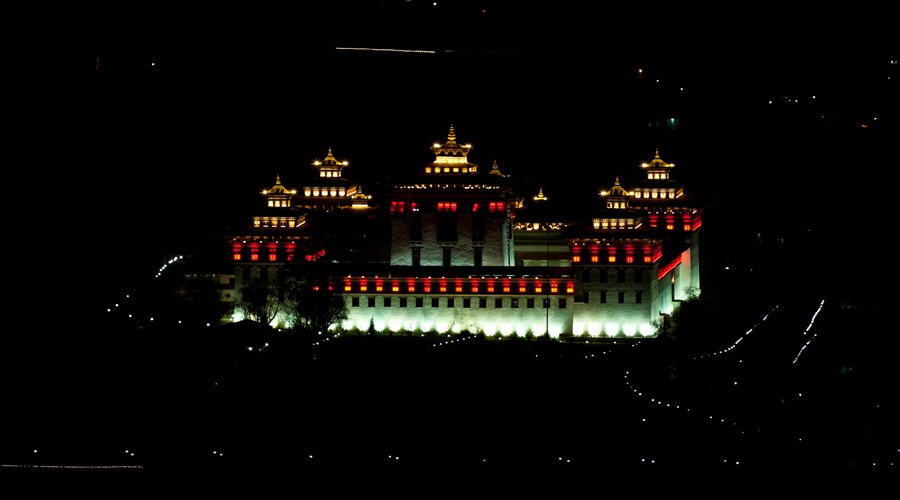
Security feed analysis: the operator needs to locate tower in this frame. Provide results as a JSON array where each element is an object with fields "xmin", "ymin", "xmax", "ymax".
[
  {"xmin": 229, "ymin": 148, "xmax": 381, "ymax": 326},
  {"xmin": 388, "ymin": 125, "xmax": 515, "ymax": 267},
  {"xmin": 560, "ymin": 149, "xmax": 702, "ymax": 337}
]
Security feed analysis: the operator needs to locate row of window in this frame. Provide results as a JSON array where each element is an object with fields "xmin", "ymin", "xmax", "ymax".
[
  {"xmin": 410, "ymin": 246, "xmax": 484, "ymax": 266},
  {"xmin": 645, "ymin": 213, "xmax": 698, "ymax": 231},
  {"xmin": 570, "ymin": 244, "xmax": 660, "ymax": 264},
  {"xmin": 349, "ymin": 291, "xmax": 643, "ymax": 307},
  {"xmin": 349, "ymin": 296, "xmax": 567, "ymax": 309},
  {"xmin": 572, "ymin": 254, "xmax": 653, "ymax": 264},
  {"xmin": 578, "ymin": 290, "xmax": 642, "ymax": 304},
  {"xmin": 302, "ymin": 188, "xmax": 347, "ymax": 197},
  {"xmin": 582, "ymin": 268, "xmax": 643, "ymax": 283},
  {"xmin": 406, "ymin": 215, "xmax": 495, "ymax": 243},
  {"xmin": 343, "ymin": 280, "xmax": 574, "ymax": 295},
  {"xmin": 232, "ymin": 248, "xmax": 325, "ymax": 263},
  {"xmin": 390, "ymin": 200, "xmax": 506, "ymax": 214}
]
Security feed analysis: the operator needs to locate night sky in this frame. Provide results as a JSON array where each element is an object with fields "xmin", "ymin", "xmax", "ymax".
[{"xmin": 14, "ymin": 2, "xmax": 897, "ymax": 312}]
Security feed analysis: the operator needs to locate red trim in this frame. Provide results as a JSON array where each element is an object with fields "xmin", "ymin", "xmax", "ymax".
[{"xmin": 657, "ymin": 256, "xmax": 681, "ymax": 281}]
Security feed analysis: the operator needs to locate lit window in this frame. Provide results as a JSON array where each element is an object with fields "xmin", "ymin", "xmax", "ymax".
[{"xmin": 572, "ymin": 255, "xmax": 581, "ymax": 263}]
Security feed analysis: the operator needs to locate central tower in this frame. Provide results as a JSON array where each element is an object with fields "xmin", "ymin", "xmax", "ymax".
[{"xmin": 388, "ymin": 125, "xmax": 515, "ymax": 267}]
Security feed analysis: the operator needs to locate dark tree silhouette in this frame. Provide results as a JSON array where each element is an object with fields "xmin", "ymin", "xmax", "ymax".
[
  {"xmin": 237, "ymin": 277, "xmax": 288, "ymax": 326},
  {"xmin": 285, "ymin": 263, "xmax": 347, "ymax": 334}
]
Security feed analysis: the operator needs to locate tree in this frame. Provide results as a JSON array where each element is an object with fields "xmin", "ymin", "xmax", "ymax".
[
  {"xmin": 237, "ymin": 277, "xmax": 288, "ymax": 326},
  {"xmin": 287, "ymin": 277, "xmax": 347, "ymax": 334}
]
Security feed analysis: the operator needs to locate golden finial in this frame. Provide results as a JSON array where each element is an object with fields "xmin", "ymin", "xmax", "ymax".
[{"xmin": 447, "ymin": 124, "xmax": 456, "ymax": 142}]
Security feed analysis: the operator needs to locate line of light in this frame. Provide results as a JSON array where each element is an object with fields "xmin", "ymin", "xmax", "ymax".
[
  {"xmin": 793, "ymin": 299, "xmax": 825, "ymax": 364},
  {"xmin": 335, "ymin": 47, "xmax": 436, "ymax": 54}
]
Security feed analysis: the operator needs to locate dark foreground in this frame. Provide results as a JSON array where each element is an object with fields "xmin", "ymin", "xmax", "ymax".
[{"xmin": 2, "ymin": 293, "xmax": 897, "ymax": 490}]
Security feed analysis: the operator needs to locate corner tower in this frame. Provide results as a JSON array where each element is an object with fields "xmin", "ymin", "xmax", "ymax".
[{"xmin": 560, "ymin": 149, "xmax": 702, "ymax": 337}]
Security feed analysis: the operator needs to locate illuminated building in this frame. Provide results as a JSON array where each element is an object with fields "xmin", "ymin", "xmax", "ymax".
[
  {"xmin": 558, "ymin": 150, "xmax": 702, "ymax": 337},
  {"xmin": 229, "ymin": 126, "xmax": 701, "ymax": 338}
]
